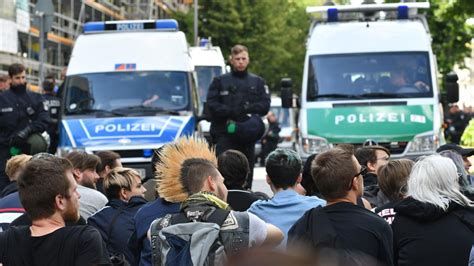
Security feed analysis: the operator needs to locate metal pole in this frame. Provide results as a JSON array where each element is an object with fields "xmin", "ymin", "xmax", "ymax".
[
  {"xmin": 37, "ymin": 11, "xmax": 45, "ymax": 85},
  {"xmin": 148, "ymin": 0, "xmax": 153, "ymax": 19},
  {"xmin": 194, "ymin": 0, "xmax": 198, "ymax": 46}
]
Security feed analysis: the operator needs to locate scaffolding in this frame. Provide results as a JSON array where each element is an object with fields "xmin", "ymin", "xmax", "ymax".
[{"xmin": 0, "ymin": 0, "xmax": 191, "ymax": 90}]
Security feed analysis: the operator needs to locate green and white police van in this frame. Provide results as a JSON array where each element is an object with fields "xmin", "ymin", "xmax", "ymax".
[{"xmin": 281, "ymin": 2, "xmax": 459, "ymax": 160}]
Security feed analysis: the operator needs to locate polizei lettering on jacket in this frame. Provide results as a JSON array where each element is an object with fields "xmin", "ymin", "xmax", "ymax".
[
  {"xmin": 334, "ymin": 113, "xmax": 426, "ymax": 125},
  {"xmin": 95, "ymin": 123, "xmax": 158, "ymax": 133}
]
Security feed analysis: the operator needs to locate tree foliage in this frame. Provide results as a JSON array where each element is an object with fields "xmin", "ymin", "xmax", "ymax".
[
  {"xmin": 428, "ymin": 0, "xmax": 473, "ymax": 76},
  {"xmin": 172, "ymin": 0, "xmax": 473, "ymax": 92},
  {"xmin": 385, "ymin": 0, "xmax": 473, "ymax": 77},
  {"xmin": 171, "ymin": 0, "xmax": 310, "ymax": 92}
]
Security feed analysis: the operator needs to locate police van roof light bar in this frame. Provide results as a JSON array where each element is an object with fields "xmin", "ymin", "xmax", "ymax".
[
  {"xmin": 83, "ymin": 19, "xmax": 179, "ymax": 33},
  {"xmin": 306, "ymin": 2, "xmax": 429, "ymax": 21}
]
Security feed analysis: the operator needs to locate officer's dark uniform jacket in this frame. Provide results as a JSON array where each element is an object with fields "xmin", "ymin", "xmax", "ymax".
[
  {"xmin": 206, "ymin": 70, "xmax": 270, "ymax": 137},
  {"xmin": 42, "ymin": 93, "xmax": 61, "ymax": 153},
  {"xmin": 0, "ymin": 87, "xmax": 49, "ymax": 189},
  {"xmin": 0, "ymin": 88, "xmax": 49, "ymax": 149},
  {"xmin": 42, "ymin": 93, "xmax": 60, "ymax": 125}
]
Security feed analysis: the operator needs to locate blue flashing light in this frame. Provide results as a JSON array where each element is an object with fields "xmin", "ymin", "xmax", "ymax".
[
  {"xmin": 155, "ymin": 19, "xmax": 179, "ymax": 30},
  {"xmin": 397, "ymin": 5, "xmax": 409, "ymax": 19},
  {"xmin": 143, "ymin": 149, "xmax": 153, "ymax": 158},
  {"xmin": 327, "ymin": 8, "xmax": 338, "ymax": 22},
  {"xmin": 200, "ymin": 38, "xmax": 209, "ymax": 47},
  {"xmin": 83, "ymin": 22, "xmax": 105, "ymax": 33}
]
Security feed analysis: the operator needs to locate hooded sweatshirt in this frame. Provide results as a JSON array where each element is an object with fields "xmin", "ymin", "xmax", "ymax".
[{"xmin": 392, "ymin": 197, "xmax": 474, "ymax": 266}]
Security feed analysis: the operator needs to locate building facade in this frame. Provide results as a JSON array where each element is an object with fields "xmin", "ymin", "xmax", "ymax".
[{"xmin": 0, "ymin": 0, "xmax": 191, "ymax": 90}]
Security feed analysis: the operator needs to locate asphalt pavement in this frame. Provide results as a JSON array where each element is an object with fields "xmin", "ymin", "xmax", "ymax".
[{"xmin": 251, "ymin": 166, "xmax": 273, "ymax": 197}]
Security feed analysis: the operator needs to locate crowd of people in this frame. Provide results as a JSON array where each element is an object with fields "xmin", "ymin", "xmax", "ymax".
[
  {"xmin": 0, "ymin": 135, "xmax": 472, "ymax": 266},
  {"xmin": 0, "ymin": 45, "xmax": 473, "ymax": 265}
]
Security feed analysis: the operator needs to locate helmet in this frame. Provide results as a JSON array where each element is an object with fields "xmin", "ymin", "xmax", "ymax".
[{"xmin": 27, "ymin": 133, "xmax": 48, "ymax": 155}]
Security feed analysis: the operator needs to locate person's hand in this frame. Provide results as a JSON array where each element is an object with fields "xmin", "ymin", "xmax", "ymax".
[
  {"xmin": 231, "ymin": 106, "xmax": 245, "ymax": 118},
  {"xmin": 414, "ymin": 81, "xmax": 429, "ymax": 91},
  {"xmin": 10, "ymin": 126, "xmax": 32, "ymax": 146},
  {"xmin": 143, "ymin": 94, "xmax": 159, "ymax": 106}
]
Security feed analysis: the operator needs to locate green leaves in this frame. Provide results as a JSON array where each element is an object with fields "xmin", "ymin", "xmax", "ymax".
[
  {"xmin": 171, "ymin": 0, "xmax": 473, "ymax": 93},
  {"xmin": 386, "ymin": 0, "xmax": 473, "ymax": 77},
  {"xmin": 172, "ymin": 0, "xmax": 310, "ymax": 93}
]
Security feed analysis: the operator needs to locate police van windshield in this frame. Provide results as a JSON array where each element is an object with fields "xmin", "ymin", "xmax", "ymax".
[
  {"xmin": 307, "ymin": 52, "xmax": 433, "ymax": 101},
  {"xmin": 195, "ymin": 66, "xmax": 222, "ymax": 103},
  {"xmin": 63, "ymin": 71, "xmax": 190, "ymax": 115}
]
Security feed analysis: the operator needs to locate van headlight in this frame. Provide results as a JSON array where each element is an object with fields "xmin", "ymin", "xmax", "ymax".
[
  {"xmin": 301, "ymin": 137, "xmax": 330, "ymax": 154},
  {"xmin": 406, "ymin": 132, "xmax": 438, "ymax": 154}
]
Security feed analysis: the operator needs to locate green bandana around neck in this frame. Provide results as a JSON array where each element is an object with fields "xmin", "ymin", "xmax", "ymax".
[{"xmin": 181, "ymin": 191, "xmax": 231, "ymax": 211}]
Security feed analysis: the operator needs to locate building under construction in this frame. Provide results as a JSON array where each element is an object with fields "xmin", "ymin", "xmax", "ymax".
[{"xmin": 0, "ymin": 0, "xmax": 191, "ymax": 90}]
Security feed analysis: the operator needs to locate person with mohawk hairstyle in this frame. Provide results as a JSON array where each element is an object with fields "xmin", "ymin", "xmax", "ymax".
[
  {"xmin": 148, "ymin": 139, "xmax": 283, "ymax": 265},
  {"xmin": 128, "ymin": 137, "xmax": 220, "ymax": 266}
]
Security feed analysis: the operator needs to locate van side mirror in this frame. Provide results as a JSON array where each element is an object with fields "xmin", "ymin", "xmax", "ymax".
[
  {"xmin": 444, "ymin": 71, "xmax": 459, "ymax": 103},
  {"xmin": 280, "ymin": 78, "xmax": 293, "ymax": 108}
]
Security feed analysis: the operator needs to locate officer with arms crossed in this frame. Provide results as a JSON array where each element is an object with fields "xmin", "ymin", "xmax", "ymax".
[
  {"xmin": 206, "ymin": 44, "xmax": 270, "ymax": 189},
  {"xmin": 0, "ymin": 63, "xmax": 49, "ymax": 191}
]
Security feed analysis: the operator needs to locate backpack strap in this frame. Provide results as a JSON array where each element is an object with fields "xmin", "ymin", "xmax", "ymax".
[
  {"xmin": 150, "ymin": 215, "xmax": 172, "ymax": 266},
  {"xmin": 204, "ymin": 208, "xmax": 230, "ymax": 227}
]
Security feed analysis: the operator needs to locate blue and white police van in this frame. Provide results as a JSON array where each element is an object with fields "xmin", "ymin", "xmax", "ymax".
[{"xmin": 58, "ymin": 19, "xmax": 199, "ymax": 178}]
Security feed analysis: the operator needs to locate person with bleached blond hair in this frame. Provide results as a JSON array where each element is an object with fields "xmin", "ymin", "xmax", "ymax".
[
  {"xmin": 88, "ymin": 167, "xmax": 147, "ymax": 264},
  {"xmin": 1, "ymin": 154, "xmax": 31, "ymax": 198},
  {"xmin": 392, "ymin": 155, "xmax": 474, "ymax": 266}
]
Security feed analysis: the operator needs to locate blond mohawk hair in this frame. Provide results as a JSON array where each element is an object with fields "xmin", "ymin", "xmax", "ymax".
[{"xmin": 155, "ymin": 136, "xmax": 217, "ymax": 202}]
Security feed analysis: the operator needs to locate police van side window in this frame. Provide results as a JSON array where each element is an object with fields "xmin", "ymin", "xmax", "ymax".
[{"xmin": 306, "ymin": 60, "xmax": 318, "ymax": 101}]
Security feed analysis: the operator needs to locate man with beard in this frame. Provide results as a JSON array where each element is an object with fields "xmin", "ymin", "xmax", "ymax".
[
  {"xmin": 65, "ymin": 151, "xmax": 108, "ymax": 219},
  {"xmin": 0, "ymin": 156, "xmax": 110, "ymax": 265},
  {"xmin": 0, "ymin": 64, "xmax": 49, "ymax": 191}
]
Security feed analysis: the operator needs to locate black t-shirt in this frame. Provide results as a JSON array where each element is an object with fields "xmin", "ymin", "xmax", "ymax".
[
  {"xmin": 227, "ymin": 189, "xmax": 269, "ymax": 211},
  {"xmin": 289, "ymin": 202, "xmax": 393, "ymax": 266},
  {"xmin": 0, "ymin": 225, "xmax": 111, "ymax": 265}
]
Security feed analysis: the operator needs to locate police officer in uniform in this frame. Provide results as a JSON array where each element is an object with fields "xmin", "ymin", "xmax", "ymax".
[
  {"xmin": 0, "ymin": 63, "xmax": 49, "ymax": 190},
  {"xmin": 206, "ymin": 44, "xmax": 270, "ymax": 189},
  {"xmin": 42, "ymin": 79, "xmax": 61, "ymax": 154}
]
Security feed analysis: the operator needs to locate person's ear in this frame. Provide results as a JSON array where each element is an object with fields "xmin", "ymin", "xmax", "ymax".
[
  {"xmin": 367, "ymin": 161, "xmax": 376, "ymax": 172},
  {"xmin": 265, "ymin": 175, "xmax": 272, "ymax": 185},
  {"xmin": 104, "ymin": 165, "xmax": 111, "ymax": 175},
  {"xmin": 55, "ymin": 195, "xmax": 66, "ymax": 212},
  {"xmin": 72, "ymin": 168, "xmax": 82, "ymax": 181},
  {"xmin": 351, "ymin": 177, "xmax": 359, "ymax": 191},
  {"xmin": 296, "ymin": 174, "xmax": 302, "ymax": 184},
  {"xmin": 120, "ymin": 188, "xmax": 128, "ymax": 201},
  {"xmin": 207, "ymin": 175, "xmax": 216, "ymax": 192}
]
